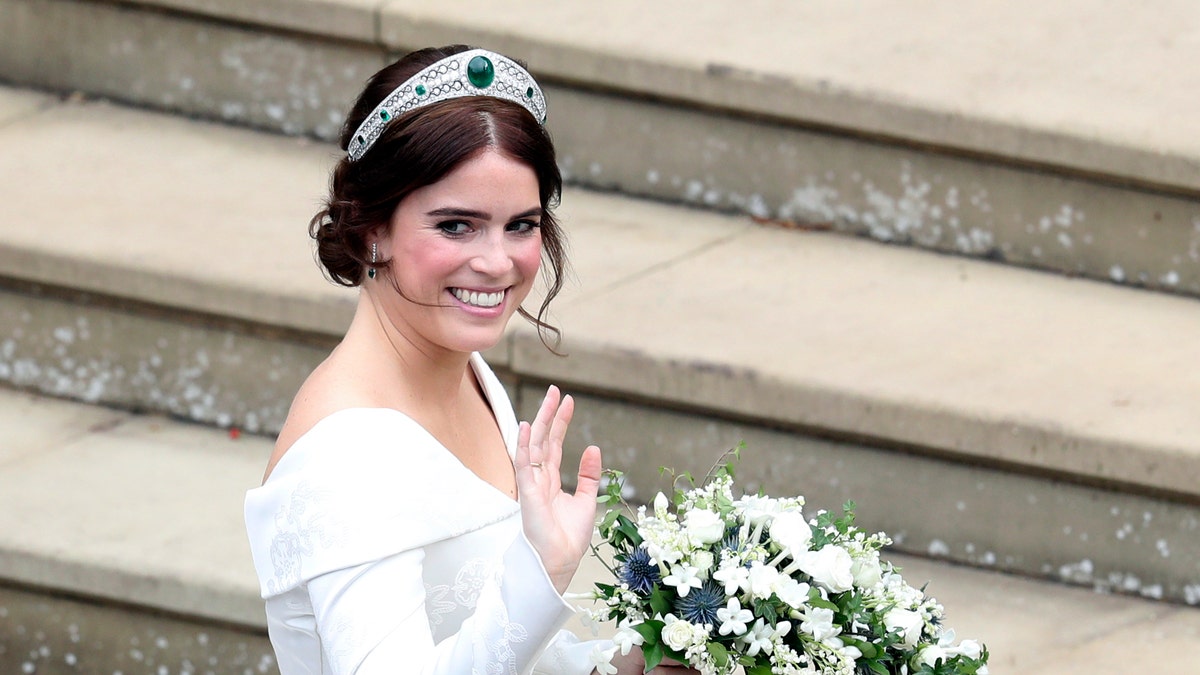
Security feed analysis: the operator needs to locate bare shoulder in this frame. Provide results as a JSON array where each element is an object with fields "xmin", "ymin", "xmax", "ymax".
[{"xmin": 263, "ymin": 356, "xmax": 379, "ymax": 482}]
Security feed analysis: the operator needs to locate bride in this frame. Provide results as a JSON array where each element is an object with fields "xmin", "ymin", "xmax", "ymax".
[{"xmin": 244, "ymin": 45, "xmax": 695, "ymax": 674}]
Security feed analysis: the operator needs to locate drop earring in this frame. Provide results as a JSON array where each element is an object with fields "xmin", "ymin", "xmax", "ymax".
[{"xmin": 368, "ymin": 242, "xmax": 377, "ymax": 279}]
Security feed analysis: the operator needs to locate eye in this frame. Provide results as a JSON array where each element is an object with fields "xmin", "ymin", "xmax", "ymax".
[
  {"xmin": 507, "ymin": 219, "xmax": 541, "ymax": 234},
  {"xmin": 437, "ymin": 220, "xmax": 472, "ymax": 236}
]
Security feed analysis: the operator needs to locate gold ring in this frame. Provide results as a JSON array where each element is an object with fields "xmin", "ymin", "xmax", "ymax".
[{"xmin": 530, "ymin": 462, "xmax": 544, "ymax": 469}]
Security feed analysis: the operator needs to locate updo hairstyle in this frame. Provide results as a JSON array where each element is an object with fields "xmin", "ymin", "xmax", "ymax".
[{"xmin": 310, "ymin": 45, "xmax": 566, "ymax": 346}]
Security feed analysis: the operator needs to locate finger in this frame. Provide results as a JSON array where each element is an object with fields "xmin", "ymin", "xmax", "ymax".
[
  {"xmin": 515, "ymin": 420, "xmax": 532, "ymax": 470},
  {"xmin": 573, "ymin": 444, "xmax": 602, "ymax": 501},
  {"xmin": 546, "ymin": 393, "xmax": 576, "ymax": 471},
  {"xmin": 529, "ymin": 385, "xmax": 560, "ymax": 464}
]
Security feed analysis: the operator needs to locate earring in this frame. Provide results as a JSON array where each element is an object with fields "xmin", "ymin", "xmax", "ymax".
[{"xmin": 368, "ymin": 242, "xmax": 377, "ymax": 279}]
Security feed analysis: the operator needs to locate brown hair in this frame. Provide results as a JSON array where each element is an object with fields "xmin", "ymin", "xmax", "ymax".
[{"xmin": 310, "ymin": 45, "xmax": 566, "ymax": 348}]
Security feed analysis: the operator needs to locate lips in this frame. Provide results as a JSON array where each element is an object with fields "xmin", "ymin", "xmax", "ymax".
[{"xmin": 450, "ymin": 287, "xmax": 505, "ymax": 308}]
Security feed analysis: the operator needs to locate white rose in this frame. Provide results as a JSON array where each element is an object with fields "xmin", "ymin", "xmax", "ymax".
[
  {"xmin": 661, "ymin": 614, "xmax": 697, "ymax": 651},
  {"xmin": 769, "ymin": 511, "xmax": 812, "ymax": 555},
  {"xmin": 797, "ymin": 545, "xmax": 854, "ymax": 594},
  {"xmin": 850, "ymin": 555, "xmax": 883, "ymax": 589},
  {"xmin": 685, "ymin": 509, "xmax": 725, "ymax": 545},
  {"xmin": 883, "ymin": 608, "xmax": 924, "ymax": 649}
]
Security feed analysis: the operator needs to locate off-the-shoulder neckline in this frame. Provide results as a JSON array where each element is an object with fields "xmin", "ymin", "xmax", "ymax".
[{"xmin": 259, "ymin": 354, "xmax": 519, "ymax": 503}]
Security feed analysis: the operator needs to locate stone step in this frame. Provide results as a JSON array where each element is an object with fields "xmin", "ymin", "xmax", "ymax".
[
  {"xmin": 1, "ymin": 388, "xmax": 1198, "ymax": 674},
  {"xmin": 2, "ymin": 0, "xmax": 1199, "ymax": 297},
  {"xmin": 0, "ymin": 85, "xmax": 1198, "ymax": 604}
]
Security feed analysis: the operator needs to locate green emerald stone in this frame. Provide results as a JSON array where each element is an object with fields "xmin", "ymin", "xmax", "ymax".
[
  {"xmin": 356, "ymin": 135, "xmax": 365, "ymax": 145},
  {"xmin": 467, "ymin": 55, "xmax": 494, "ymax": 88},
  {"xmin": 415, "ymin": 84, "xmax": 427, "ymax": 96},
  {"xmin": 526, "ymin": 86, "xmax": 534, "ymax": 99},
  {"xmin": 379, "ymin": 110, "xmax": 390, "ymax": 121}
]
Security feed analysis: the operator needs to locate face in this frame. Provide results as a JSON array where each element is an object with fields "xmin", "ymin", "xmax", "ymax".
[{"xmin": 373, "ymin": 148, "xmax": 544, "ymax": 356}]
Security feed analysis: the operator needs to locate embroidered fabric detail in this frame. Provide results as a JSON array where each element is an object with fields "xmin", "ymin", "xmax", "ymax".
[{"xmin": 267, "ymin": 480, "xmax": 348, "ymax": 594}]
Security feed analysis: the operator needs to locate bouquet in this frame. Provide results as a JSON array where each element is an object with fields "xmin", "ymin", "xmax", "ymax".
[{"xmin": 580, "ymin": 450, "xmax": 989, "ymax": 675}]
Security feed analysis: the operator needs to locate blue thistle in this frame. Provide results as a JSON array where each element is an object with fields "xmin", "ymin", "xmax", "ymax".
[
  {"xmin": 721, "ymin": 528, "xmax": 741, "ymax": 553},
  {"xmin": 619, "ymin": 547, "xmax": 660, "ymax": 595},
  {"xmin": 674, "ymin": 581, "xmax": 724, "ymax": 628}
]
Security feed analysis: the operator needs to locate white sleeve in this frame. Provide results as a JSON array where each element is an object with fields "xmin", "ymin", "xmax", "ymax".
[
  {"xmin": 306, "ymin": 531, "xmax": 578, "ymax": 675},
  {"xmin": 533, "ymin": 631, "xmax": 608, "ymax": 675}
]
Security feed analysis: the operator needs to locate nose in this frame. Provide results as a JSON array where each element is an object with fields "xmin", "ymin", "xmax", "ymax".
[{"xmin": 469, "ymin": 230, "xmax": 515, "ymax": 277}]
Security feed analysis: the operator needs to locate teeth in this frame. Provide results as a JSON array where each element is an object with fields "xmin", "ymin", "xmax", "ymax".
[{"xmin": 453, "ymin": 288, "xmax": 504, "ymax": 308}]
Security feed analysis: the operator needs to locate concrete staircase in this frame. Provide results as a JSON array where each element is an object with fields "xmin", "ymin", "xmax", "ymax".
[{"xmin": 1, "ymin": 0, "xmax": 1199, "ymax": 673}]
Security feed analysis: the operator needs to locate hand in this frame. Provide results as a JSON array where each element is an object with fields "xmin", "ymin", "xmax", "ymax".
[
  {"xmin": 514, "ymin": 385, "xmax": 602, "ymax": 594},
  {"xmin": 602, "ymin": 650, "xmax": 698, "ymax": 674}
]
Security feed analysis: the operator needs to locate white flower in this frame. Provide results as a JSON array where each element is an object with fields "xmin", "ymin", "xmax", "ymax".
[
  {"xmin": 800, "ymin": 607, "xmax": 839, "ymax": 641},
  {"xmin": 747, "ymin": 561, "xmax": 781, "ymax": 599},
  {"xmin": 691, "ymin": 550, "xmax": 715, "ymax": 575},
  {"xmin": 851, "ymin": 554, "xmax": 883, "ymax": 589},
  {"xmin": 612, "ymin": 625, "xmax": 644, "ymax": 656},
  {"xmin": 949, "ymin": 639, "xmax": 983, "ymax": 660},
  {"xmin": 917, "ymin": 644, "xmax": 948, "ymax": 667},
  {"xmin": 661, "ymin": 614, "xmax": 701, "ymax": 651},
  {"xmin": 883, "ymin": 608, "xmax": 924, "ymax": 649},
  {"xmin": 796, "ymin": 545, "xmax": 854, "ymax": 594},
  {"xmin": 663, "ymin": 564, "xmax": 704, "ymax": 597},
  {"xmin": 654, "ymin": 492, "xmax": 671, "ymax": 517},
  {"xmin": 713, "ymin": 562, "xmax": 750, "ymax": 595},
  {"xmin": 716, "ymin": 597, "xmax": 754, "ymax": 636},
  {"xmin": 578, "ymin": 609, "xmax": 602, "ymax": 637},
  {"xmin": 739, "ymin": 618, "xmax": 791, "ymax": 656},
  {"xmin": 735, "ymin": 495, "xmax": 781, "ymax": 525},
  {"xmin": 588, "ymin": 644, "xmax": 618, "ymax": 675},
  {"xmin": 769, "ymin": 511, "xmax": 812, "ymax": 555},
  {"xmin": 685, "ymin": 509, "xmax": 725, "ymax": 545},
  {"xmin": 773, "ymin": 576, "xmax": 811, "ymax": 609}
]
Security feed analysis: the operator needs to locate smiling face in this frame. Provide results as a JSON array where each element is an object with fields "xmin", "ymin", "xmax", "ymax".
[{"xmin": 372, "ymin": 148, "xmax": 544, "ymax": 356}]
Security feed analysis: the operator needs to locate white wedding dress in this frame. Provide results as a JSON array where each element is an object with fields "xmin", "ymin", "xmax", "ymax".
[{"xmin": 244, "ymin": 353, "xmax": 599, "ymax": 674}]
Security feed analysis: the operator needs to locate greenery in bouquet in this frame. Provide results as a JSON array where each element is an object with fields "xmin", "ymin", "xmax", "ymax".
[{"xmin": 579, "ymin": 448, "xmax": 989, "ymax": 675}]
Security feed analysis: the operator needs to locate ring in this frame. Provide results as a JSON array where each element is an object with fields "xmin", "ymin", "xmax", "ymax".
[{"xmin": 529, "ymin": 462, "xmax": 544, "ymax": 469}]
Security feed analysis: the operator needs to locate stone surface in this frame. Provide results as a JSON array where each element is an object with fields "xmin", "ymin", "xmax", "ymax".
[
  {"xmin": 135, "ymin": 0, "xmax": 380, "ymax": 43},
  {"xmin": 0, "ymin": 95, "xmax": 355, "ymax": 336},
  {"xmin": 0, "ymin": 85, "xmax": 52, "ymax": 124},
  {"xmin": 4, "ymin": 1, "xmax": 1200, "ymax": 294},
  {"xmin": 0, "ymin": 0, "xmax": 383, "ymax": 140},
  {"xmin": 378, "ymin": 0, "xmax": 1200, "ymax": 192},
  {"xmin": 0, "ymin": 584, "xmax": 277, "ymax": 675},
  {"xmin": 521, "ymin": 385, "xmax": 1200, "ymax": 604},
  {"xmin": 0, "ymin": 284, "xmax": 329, "ymax": 436},
  {"xmin": 513, "ymin": 221, "xmax": 1200, "ymax": 498},
  {"xmin": 546, "ymin": 84, "xmax": 1200, "ymax": 297},
  {"xmin": 0, "ymin": 391, "xmax": 272, "ymax": 628},
  {"xmin": 0, "ymin": 389, "xmax": 1197, "ymax": 674},
  {"xmin": 1, "ymin": 88, "xmax": 1198, "ymax": 501}
]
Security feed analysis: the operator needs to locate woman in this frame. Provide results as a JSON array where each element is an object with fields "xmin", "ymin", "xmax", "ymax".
[{"xmin": 244, "ymin": 46, "xmax": 693, "ymax": 674}]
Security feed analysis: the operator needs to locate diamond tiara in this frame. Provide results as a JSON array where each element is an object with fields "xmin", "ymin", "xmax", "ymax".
[{"xmin": 347, "ymin": 49, "xmax": 547, "ymax": 162}]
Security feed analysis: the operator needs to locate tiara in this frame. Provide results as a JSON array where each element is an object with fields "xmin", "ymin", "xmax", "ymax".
[{"xmin": 347, "ymin": 49, "xmax": 547, "ymax": 161}]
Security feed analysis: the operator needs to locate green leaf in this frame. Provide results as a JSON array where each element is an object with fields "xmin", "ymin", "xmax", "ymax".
[
  {"xmin": 642, "ymin": 642, "xmax": 664, "ymax": 672},
  {"xmin": 708, "ymin": 642, "xmax": 729, "ymax": 667},
  {"xmin": 745, "ymin": 662, "xmax": 774, "ymax": 675},
  {"xmin": 649, "ymin": 586, "xmax": 671, "ymax": 616},
  {"xmin": 632, "ymin": 620, "xmax": 663, "ymax": 646}
]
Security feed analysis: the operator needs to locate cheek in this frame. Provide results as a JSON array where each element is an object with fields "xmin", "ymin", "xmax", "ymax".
[{"xmin": 514, "ymin": 237, "xmax": 544, "ymax": 275}]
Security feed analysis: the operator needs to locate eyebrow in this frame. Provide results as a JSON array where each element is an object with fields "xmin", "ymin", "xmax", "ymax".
[{"xmin": 426, "ymin": 206, "xmax": 543, "ymax": 221}]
